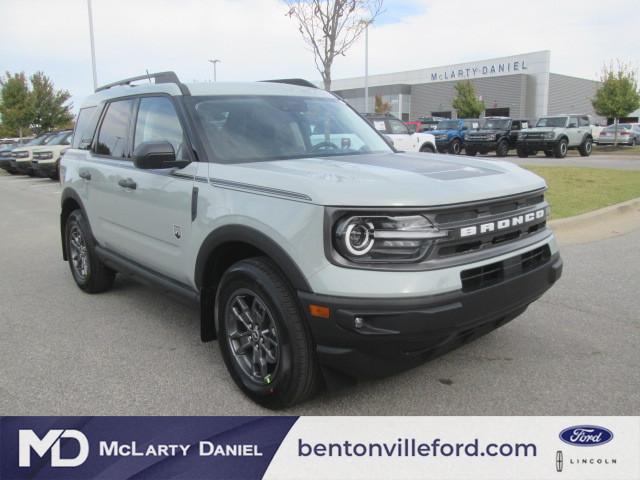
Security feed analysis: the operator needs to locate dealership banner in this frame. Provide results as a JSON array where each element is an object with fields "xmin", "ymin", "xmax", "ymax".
[{"xmin": 0, "ymin": 417, "xmax": 638, "ymax": 480}]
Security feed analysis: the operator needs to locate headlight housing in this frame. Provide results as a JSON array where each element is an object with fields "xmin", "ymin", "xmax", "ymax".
[
  {"xmin": 487, "ymin": 133, "xmax": 497, "ymax": 141},
  {"xmin": 545, "ymin": 131, "xmax": 556, "ymax": 139},
  {"xmin": 34, "ymin": 151, "xmax": 54, "ymax": 160},
  {"xmin": 518, "ymin": 133, "xmax": 526, "ymax": 139},
  {"xmin": 333, "ymin": 214, "xmax": 447, "ymax": 264}
]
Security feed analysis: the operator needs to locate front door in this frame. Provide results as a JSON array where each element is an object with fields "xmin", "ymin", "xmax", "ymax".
[
  {"xmin": 386, "ymin": 118, "xmax": 414, "ymax": 151},
  {"xmin": 90, "ymin": 95, "xmax": 196, "ymax": 284},
  {"xmin": 567, "ymin": 116, "xmax": 581, "ymax": 146}
]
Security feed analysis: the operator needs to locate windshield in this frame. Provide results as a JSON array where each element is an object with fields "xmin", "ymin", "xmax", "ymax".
[
  {"xmin": 536, "ymin": 117, "xmax": 567, "ymax": 128},
  {"xmin": 46, "ymin": 131, "xmax": 72, "ymax": 145},
  {"xmin": 482, "ymin": 118, "xmax": 510, "ymax": 130},
  {"xmin": 25, "ymin": 135, "xmax": 51, "ymax": 146},
  {"xmin": 436, "ymin": 120, "xmax": 459, "ymax": 130},
  {"xmin": 189, "ymin": 95, "xmax": 392, "ymax": 163}
]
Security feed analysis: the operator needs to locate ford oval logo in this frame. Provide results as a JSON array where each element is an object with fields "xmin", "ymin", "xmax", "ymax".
[{"xmin": 559, "ymin": 425, "xmax": 613, "ymax": 447}]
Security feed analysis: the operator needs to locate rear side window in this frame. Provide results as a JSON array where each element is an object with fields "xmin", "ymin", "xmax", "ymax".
[
  {"xmin": 95, "ymin": 99, "xmax": 135, "ymax": 158},
  {"xmin": 73, "ymin": 106, "xmax": 99, "ymax": 149},
  {"xmin": 134, "ymin": 97, "xmax": 187, "ymax": 161}
]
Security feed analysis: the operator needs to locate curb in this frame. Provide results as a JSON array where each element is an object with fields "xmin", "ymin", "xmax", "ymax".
[{"xmin": 549, "ymin": 197, "xmax": 640, "ymax": 245}]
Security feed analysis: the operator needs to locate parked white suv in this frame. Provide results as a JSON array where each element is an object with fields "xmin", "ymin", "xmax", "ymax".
[
  {"xmin": 364, "ymin": 113, "xmax": 436, "ymax": 153},
  {"xmin": 61, "ymin": 72, "xmax": 562, "ymax": 408}
]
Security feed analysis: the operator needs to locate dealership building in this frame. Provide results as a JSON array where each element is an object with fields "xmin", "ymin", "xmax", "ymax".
[{"xmin": 331, "ymin": 51, "xmax": 607, "ymax": 124}]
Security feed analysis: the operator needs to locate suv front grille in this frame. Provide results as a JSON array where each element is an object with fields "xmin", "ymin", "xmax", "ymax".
[{"xmin": 429, "ymin": 191, "xmax": 548, "ymax": 260}]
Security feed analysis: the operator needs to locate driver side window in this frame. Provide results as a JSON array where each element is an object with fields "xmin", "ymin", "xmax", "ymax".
[
  {"xmin": 388, "ymin": 119, "xmax": 409, "ymax": 135},
  {"xmin": 134, "ymin": 97, "xmax": 187, "ymax": 160}
]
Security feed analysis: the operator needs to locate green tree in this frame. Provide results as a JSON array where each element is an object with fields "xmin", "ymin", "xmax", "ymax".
[
  {"xmin": 452, "ymin": 80, "xmax": 485, "ymax": 119},
  {"xmin": 374, "ymin": 94, "xmax": 391, "ymax": 114},
  {"xmin": 29, "ymin": 71, "xmax": 73, "ymax": 135},
  {"xmin": 0, "ymin": 72, "xmax": 32, "ymax": 138},
  {"xmin": 592, "ymin": 61, "xmax": 640, "ymax": 146}
]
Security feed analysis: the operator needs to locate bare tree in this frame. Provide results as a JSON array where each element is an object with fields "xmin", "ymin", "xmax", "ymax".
[{"xmin": 286, "ymin": 0, "xmax": 383, "ymax": 91}]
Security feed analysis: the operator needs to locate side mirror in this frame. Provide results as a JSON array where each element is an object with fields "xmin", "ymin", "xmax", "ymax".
[{"xmin": 132, "ymin": 141, "xmax": 189, "ymax": 169}]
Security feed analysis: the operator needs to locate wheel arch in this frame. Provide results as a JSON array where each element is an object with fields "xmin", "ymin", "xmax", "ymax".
[
  {"xmin": 196, "ymin": 225, "xmax": 313, "ymax": 342},
  {"xmin": 60, "ymin": 188, "xmax": 91, "ymax": 261}
]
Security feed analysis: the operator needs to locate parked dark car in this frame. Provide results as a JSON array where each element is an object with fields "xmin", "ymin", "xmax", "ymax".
[{"xmin": 464, "ymin": 118, "xmax": 529, "ymax": 157}]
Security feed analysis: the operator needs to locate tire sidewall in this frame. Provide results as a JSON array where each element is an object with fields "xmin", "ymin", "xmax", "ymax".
[
  {"xmin": 65, "ymin": 210, "xmax": 92, "ymax": 288},
  {"xmin": 496, "ymin": 140, "xmax": 508, "ymax": 157},
  {"xmin": 450, "ymin": 139, "xmax": 461, "ymax": 154},
  {"xmin": 216, "ymin": 262, "xmax": 302, "ymax": 406}
]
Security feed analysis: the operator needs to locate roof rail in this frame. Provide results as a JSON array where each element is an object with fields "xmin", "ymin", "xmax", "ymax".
[
  {"xmin": 261, "ymin": 78, "xmax": 318, "ymax": 89},
  {"xmin": 95, "ymin": 71, "xmax": 190, "ymax": 95}
]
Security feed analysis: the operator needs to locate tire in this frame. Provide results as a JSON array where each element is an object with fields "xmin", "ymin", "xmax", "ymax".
[
  {"xmin": 65, "ymin": 210, "xmax": 116, "ymax": 293},
  {"xmin": 448, "ymin": 138, "xmax": 462, "ymax": 154},
  {"xmin": 217, "ymin": 257, "xmax": 319, "ymax": 409},
  {"xmin": 419, "ymin": 143, "xmax": 435, "ymax": 153},
  {"xmin": 495, "ymin": 140, "xmax": 509, "ymax": 157},
  {"xmin": 553, "ymin": 138, "xmax": 568, "ymax": 158},
  {"xmin": 578, "ymin": 137, "xmax": 593, "ymax": 157},
  {"xmin": 631, "ymin": 138, "xmax": 637, "ymax": 147},
  {"xmin": 544, "ymin": 150, "xmax": 554, "ymax": 157},
  {"xmin": 516, "ymin": 146, "xmax": 529, "ymax": 158},
  {"xmin": 465, "ymin": 147, "xmax": 477, "ymax": 156}
]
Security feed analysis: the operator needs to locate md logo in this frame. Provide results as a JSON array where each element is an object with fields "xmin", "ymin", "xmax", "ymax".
[{"xmin": 19, "ymin": 429, "xmax": 89, "ymax": 467}]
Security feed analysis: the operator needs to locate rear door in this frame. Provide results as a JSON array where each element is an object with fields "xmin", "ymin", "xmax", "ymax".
[{"xmin": 90, "ymin": 95, "xmax": 197, "ymax": 284}]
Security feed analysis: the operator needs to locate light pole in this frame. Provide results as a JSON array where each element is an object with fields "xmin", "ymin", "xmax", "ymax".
[
  {"xmin": 87, "ymin": 0, "xmax": 98, "ymax": 90},
  {"xmin": 364, "ymin": 23, "xmax": 369, "ymax": 113},
  {"xmin": 208, "ymin": 59, "xmax": 221, "ymax": 82}
]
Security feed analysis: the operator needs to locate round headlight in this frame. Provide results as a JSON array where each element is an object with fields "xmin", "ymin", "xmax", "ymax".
[
  {"xmin": 545, "ymin": 132, "xmax": 556, "ymax": 139},
  {"xmin": 336, "ymin": 218, "xmax": 375, "ymax": 257}
]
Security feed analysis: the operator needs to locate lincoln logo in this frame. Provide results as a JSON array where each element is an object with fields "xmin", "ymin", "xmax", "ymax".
[{"xmin": 459, "ymin": 209, "xmax": 545, "ymax": 238}]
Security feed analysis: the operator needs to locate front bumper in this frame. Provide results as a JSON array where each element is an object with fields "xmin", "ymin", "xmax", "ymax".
[
  {"xmin": 0, "ymin": 158, "xmax": 13, "ymax": 170},
  {"xmin": 518, "ymin": 139, "xmax": 558, "ymax": 150},
  {"xmin": 465, "ymin": 140, "xmax": 498, "ymax": 150},
  {"xmin": 299, "ymin": 250, "xmax": 562, "ymax": 380},
  {"xmin": 15, "ymin": 159, "xmax": 33, "ymax": 172},
  {"xmin": 34, "ymin": 160, "xmax": 57, "ymax": 175}
]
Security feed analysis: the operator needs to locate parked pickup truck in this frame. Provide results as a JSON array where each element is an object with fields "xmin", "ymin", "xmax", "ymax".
[
  {"xmin": 464, "ymin": 117, "xmax": 529, "ymax": 157},
  {"xmin": 60, "ymin": 72, "xmax": 562, "ymax": 408},
  {"xmin": 431, "ymin": 118, "xmax": 480, "ymax": 154}
]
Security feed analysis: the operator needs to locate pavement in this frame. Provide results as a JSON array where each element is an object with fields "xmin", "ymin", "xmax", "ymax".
[{"xmin": 0, "ymin": 174, "xmax": 638, "ymax": 415}]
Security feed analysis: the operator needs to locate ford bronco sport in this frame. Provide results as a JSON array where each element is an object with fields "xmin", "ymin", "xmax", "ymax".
[
  {"xmin": 464, "ymin": 117, "xmax": 529, "ymax": 157},
  {"xmin": 516, "ymin": 114, "xmax": 593, "ymax": 158},
  {"xmin": 60, "ymin": 72, "xmax": 562, "ymax": 408}
]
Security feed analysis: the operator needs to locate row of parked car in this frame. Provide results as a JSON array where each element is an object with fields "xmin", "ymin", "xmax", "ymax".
[
  {"xmin": 0, "ymin": 129, "xmax": 72, "ymax": 179},
  {"xmin": 366, "ymin": 112, "xmax": 599, "ymax": 158}
]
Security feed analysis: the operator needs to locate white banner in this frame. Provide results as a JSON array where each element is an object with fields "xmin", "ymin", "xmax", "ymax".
[{"xmin": 264, "ymin": 417, "xmax": 640, "ymax": 480}]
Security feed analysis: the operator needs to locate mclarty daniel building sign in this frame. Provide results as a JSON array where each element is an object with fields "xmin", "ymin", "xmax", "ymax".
[
  {"xmin": 428, "ymin": 58, "xmax": 530, "ymax": 82},
  {"xmin": 329, "ymin": 51, "xmax": 601, "ymax": 122}
]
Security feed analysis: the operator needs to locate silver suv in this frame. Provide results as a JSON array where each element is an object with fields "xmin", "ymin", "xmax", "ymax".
[
  {"xmin": 517, "ymin": 114, "xmax": 593, "ymax": 158},
  {"xmin": 60, "ymin": 72, "xmax": 562, "ymax": 408}
]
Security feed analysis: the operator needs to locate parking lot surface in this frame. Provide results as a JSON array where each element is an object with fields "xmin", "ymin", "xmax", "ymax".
[
  {"xmin": 491, "ymin": 151, "xmax": 640, "ymax": 170},
  {"xmin": 0, "ymin": 175, "xmax": 638, "ymax": 415}
]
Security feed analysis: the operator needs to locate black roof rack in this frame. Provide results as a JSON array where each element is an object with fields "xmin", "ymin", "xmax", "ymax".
[
  {"xmin": 261, "ymin": 78, "xmax": 317, "ymax": 89},
  {"xmin": 95, "ymin": 71, "xmax": 190, "ymax": 96}
]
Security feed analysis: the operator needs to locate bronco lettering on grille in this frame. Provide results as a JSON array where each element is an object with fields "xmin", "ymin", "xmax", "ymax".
[{"xmin": 460, "ymin": 209, "xmax": 545, "ymax": 238}]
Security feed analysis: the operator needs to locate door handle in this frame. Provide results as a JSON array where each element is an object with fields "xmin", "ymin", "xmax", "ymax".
[
  {"xmin": 118, "ymin": 178, "xmax": 137, "ymax": 190},
  {"xmin": 79, "ymin": 171, "xmax": 91, "ymax": 180}
]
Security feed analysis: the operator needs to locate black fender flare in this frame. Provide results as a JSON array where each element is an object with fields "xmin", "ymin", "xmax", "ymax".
[
  {"xmin": 581, "ymin": 133, "xmax": 593, "ymax": 144},
  {"xmin": 194, "ymin": 224, "xmax": 312, "ymax": 293},
  {"xmin": 60, "ymin": 188, "xmax": 93, "ymax": 261}
]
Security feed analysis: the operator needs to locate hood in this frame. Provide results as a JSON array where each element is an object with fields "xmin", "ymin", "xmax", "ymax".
[
  {"xmin": 213, "ymin": 152, "xmax": 546, "ymax": 207},
  {"xmin": 522, "ymin": 126, "xmax": 560, "ymax": 134},
  {"xmin": 470, "ymin": 128, "xmax": 506, "ymax": 135},
  {"xmin": 431, "ymin": 129, "xmax": 459, "ymax": 135},
  {"xmin": 32, "ymin": 145, "xmax": 69, "ymax": 153}
]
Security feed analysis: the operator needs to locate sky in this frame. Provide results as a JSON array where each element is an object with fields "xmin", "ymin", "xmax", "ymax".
[{"xmin": 1, "ymin": 0, "xmax": 638, "ymax": 112}]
